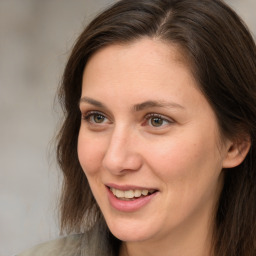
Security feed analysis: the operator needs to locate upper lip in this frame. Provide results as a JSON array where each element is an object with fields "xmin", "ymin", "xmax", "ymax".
[{"xmin": 105, "ymin": 183, "xmax": 159, "ymax": 191}]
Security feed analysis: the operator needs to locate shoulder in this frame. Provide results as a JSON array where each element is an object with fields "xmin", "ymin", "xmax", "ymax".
[{"xmin": 17, "ymin": 234, "xmax": 83, "ymax": 256}]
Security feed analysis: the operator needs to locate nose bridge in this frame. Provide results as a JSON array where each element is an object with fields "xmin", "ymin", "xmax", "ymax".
[{"xmin": 102, "ymin": 124, "xmax": 142, "ymax": 174}]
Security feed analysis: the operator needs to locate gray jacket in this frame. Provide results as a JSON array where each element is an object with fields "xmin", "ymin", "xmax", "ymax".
[
  {"xmin": 17, "ymin": 234, "xmax": 83, "ymax": 256},
  {"xmin": 17, "ymin": 222, "xmax": 117, "ymax": 256}
]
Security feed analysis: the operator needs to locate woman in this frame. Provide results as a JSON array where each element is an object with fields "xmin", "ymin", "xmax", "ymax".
[{"xmin": 19, "ymin": 0, "xmax": 256, "ymax": 255}]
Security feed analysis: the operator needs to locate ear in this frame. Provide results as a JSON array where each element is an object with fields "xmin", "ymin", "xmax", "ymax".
[{"xmin": 222, "ymin": 136, "xmax": 251, "ymax": 168}]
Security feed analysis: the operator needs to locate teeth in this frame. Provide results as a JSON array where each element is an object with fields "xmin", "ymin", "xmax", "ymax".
[
  {"xmin": 142, "ymin": 190, "xmax": 148, "ymax": 196},
  {"xmin": 110, "ymin": 187, "xmax": 155, "ymax": 199},
  {"xmin": 134, "ymin": 190, "xmax": 142, "ymax": 197},
  {"xmin": 124, "ymin": 190, "xmax": 134, "ymax": 199},
  {"xmin": 115, "ymin": 189, "xmax": 124, "ymax": 198}
]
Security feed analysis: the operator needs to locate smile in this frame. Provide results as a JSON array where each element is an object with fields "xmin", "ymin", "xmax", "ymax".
[{"xmin": 110, "ymin": 187, "xmax": 156, "ymax": 200}]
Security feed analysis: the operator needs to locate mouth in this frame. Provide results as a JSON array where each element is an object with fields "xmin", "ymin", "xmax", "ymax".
[
  {"xmin": 107, "ymin": 186, "xmax": 158, "ymax": 201},
  {"xmin": 106, "ymin": 184, "xmax": 159, "ymax": 212}
]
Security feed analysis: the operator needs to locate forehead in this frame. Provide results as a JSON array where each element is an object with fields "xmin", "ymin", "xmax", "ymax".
[
  {"xmin": 81, "ymin": 38, "xmax": 212, "ymax": 117},
  {"xmin": 86, "ymin": 38, "xmax": 188, "ymax": 70},
  {"xmin": 82, "ymin": 38, "xmax": 196, "ymax": 92}
]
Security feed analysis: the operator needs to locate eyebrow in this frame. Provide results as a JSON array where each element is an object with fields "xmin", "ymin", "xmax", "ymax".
[
  {"xmin": 79, "ymin": 97, "xmax": 106, "ymax": 108},
  {"xmin": 79, "ymin": 97, "xmax": 184, "ymax": 111},
  {"xmin": 133, "ymin": 100, "xmax": 184, "ymax": 111}
]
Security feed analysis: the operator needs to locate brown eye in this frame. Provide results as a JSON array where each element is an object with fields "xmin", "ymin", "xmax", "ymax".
[
  {"xmin": 150, "ymin": 117, "xmax": 164, "ymax": 127},
  {"xmin": 144, "ymin": 113, "xmax": 173, "ymax": 128},
  {"xmin": 83, "ymin": 111, "xmax": 108, "ymax": 124},
  {"xmin": 92, "ymin": 114, "xmax": 106, "ymax": 123}
]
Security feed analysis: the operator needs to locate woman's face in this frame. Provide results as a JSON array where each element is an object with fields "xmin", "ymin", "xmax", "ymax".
[{"xmin": 78, "ymin": 38, "xmax": 229, "ymax": 244}]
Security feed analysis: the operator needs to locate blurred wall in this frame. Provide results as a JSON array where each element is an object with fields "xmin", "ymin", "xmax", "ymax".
[
  {"xmin": 0, "ymin": 1, "xmax": 115, "ymax": 255},
  {"xmin": 0, "ymin": 1, "xmax": 255, "ymax": 255}
]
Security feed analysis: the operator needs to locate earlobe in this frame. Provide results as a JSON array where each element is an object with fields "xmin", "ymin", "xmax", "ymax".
[{"xmin": 222, "ymin": 137, "xmax": 251, "ymax": 168}]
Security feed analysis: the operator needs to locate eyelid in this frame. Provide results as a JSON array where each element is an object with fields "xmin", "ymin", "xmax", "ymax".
[
  {"xmin": 142, "ymin": 113, "xmax": 175, "ymax": 130},
  {"xmin": 82, "ymin": 110, "xmax": 105, "ymax": 118},
  {"xmin": 144, "ymin": 113, "xmax": 174, "ymax": 123},
  {"xmin": 82, "ymin": 110, "xmax": 111, "ymax": 124},
  {"xmin": 81, "ymin": 109, "xmax": 174, "ymax": 128}
]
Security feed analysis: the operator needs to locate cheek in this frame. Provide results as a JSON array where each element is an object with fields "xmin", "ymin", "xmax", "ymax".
[
  {"xmin": 77, "ymin": 131, "xmax": 106, "ymax": 176},
  {"xmin": 144, "ymin": 130, "xmax": 222, "ymax": 184},
  {"xmin": 145, "ymin": 133, "xmax": 223, "ymax": 221}
]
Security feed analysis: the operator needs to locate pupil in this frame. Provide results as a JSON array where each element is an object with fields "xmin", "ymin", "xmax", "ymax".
[
  {"xmin": 94, "ymin": 114, "xmax": 104, "ymax": 123},
  {"xmin": 151, "ymin": 117, "xmax": 163, "ymax": 127}
]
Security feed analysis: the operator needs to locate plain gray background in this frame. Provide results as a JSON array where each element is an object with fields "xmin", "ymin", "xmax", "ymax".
[{"xmin": 0, "ymin": 1, "xmax": 255, "ymax": 255}]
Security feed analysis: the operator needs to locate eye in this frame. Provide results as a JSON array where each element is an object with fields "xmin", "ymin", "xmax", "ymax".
[
  {"xmin": 144, "ymin": 113, "xmax": 173, "ymax": 128},
  {"xmin": 82, "ymin": 111, "xmax": 109, "ymax": 125}
]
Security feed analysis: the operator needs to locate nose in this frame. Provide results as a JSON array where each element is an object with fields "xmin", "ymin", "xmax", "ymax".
[{"xmin": 102, "ymin": 127, "xmax": 143, "ymax": 175}]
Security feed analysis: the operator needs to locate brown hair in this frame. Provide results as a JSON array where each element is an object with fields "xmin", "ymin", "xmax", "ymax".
[{"xmin": 57, "ymin": 0, "xmax": 256, "ymax": 255}]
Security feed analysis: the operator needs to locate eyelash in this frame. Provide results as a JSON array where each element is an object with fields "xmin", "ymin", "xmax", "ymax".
[
  {"xmin": 81, "ymin": 111, "xmax": 174, "ymax": 128},
  {"xmin": 82, "ymin": 111, "xmax": 110, "ymax": 125},
  {"xmin": 144, "ymin": 113, "xmax": 173, "ymax": 127}
]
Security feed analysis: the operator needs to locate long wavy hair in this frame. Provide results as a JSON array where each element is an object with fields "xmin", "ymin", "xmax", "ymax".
[{"xmin": 57, "ymin": 0, "xmax": 256, "ymax": 255}]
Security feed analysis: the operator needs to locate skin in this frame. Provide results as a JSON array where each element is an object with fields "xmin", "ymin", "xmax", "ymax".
[{"xmin": 77, "ymin": 38, "xmax": 239, "ymax": 256}]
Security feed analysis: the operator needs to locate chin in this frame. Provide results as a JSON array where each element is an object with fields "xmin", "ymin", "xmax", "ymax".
[
  {"xmin": 106, "ymin": 218, "xmax": 155, "ymax": 242},
  {"xmin": 111, "ymin": 230, "xmax": 150, "ymax": 242}
]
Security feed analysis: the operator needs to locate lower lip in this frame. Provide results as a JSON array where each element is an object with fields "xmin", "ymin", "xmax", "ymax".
[{"xmin": 106, "ymin": 187, "xmax": 158, "ymax": 212}]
